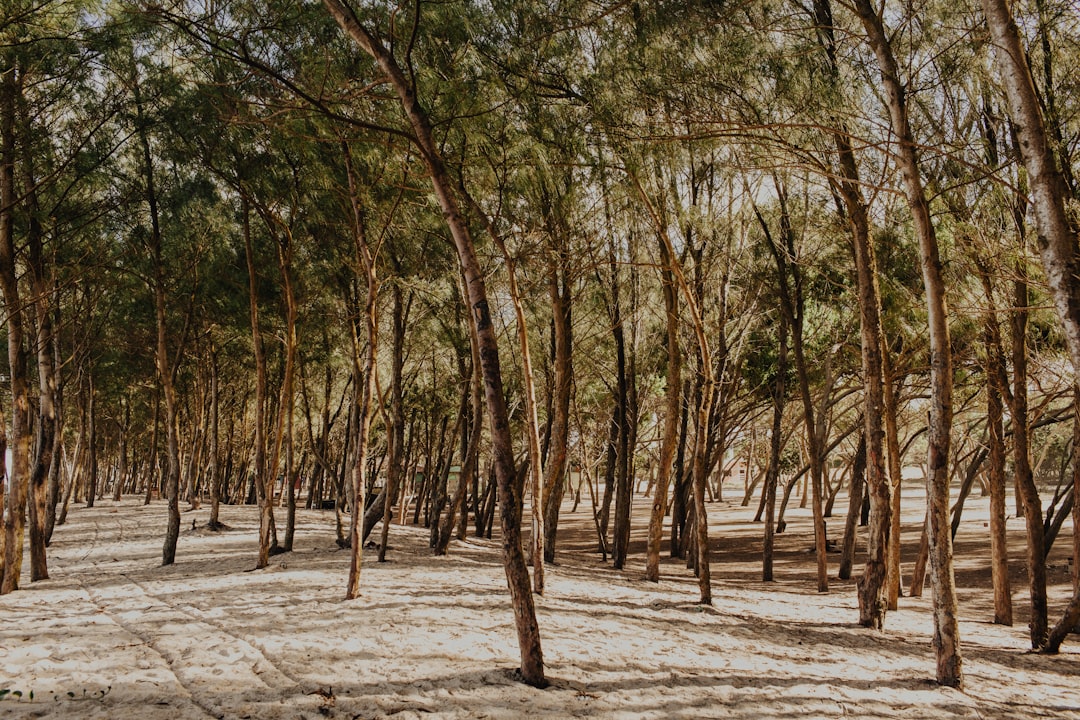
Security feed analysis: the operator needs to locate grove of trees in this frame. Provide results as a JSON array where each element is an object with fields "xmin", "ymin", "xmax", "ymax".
[{"xmin": 2, "ymin": 0, "xmax": 1080, "ymax": 692}]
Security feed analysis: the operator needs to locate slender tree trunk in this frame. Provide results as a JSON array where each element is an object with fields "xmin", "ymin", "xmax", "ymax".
[
  {"xmin": 243, "ymin": 197, "xmax": 274, "ymax": 569},
  {"xmin": 272, "ymin": 227, "xmax": 299, "ymax": 553},
  {"xmin": 646, "ymin": 238, "xmax": 681, "ymax": 582},
  {"xmin": 342, "ymin": 142, "xmax": 378, "ymax": 598},
  {"xmin": 209, "ymin": 348, "xmax": 223, "ymax": 529},
  {"xmin": 610, "ymin": 239, "xmax": 633, "ymax": 570},
  {"xmin": 1012, "ymin": 256, "xmax": 1047, "ymax": 647},
  {"xmin": 1043, "ymin": 390, "xmax": 1080, "ymax": 652},
  {"xmin": 763, "ymin": 313, "xmax": 788, "ymax": 581},
  {"xmin": 882, "ymin": 345, "xmax": 904, "ymax": 610},
  {"xmin": 808, "ymin": 0, "xmax": 892, "ymax": 614},
  {"xmin": 986, "ymin": 321, "xmax": 1013, "ymax": 625},
  {"xmin": 0, "ymin": 65, "xmax": 30, "ymax": 594},
  {"xmin": 632, "ymin": 174, "xmax": 714, "ymax": 604},
  {"xmin": 322, "ymin": 2, "xmax": 545, "ymax": 683},
  {"xmin": 436, "ymin": 352, "xmax": 482, "ymax": 556},
  {"xmin": 756, "ymin": 189, "xmax": 829, "ymax": 593},
  {"xmin": 542, "ymin": 252, "xmax": 572, "ymax": 565},
  {"xmin": 132, "ymin": 65, "xmax": 183, "ymax": 567},
  {"xmin": 85, "ymin": 383, "xmax": 98, "ymax": 502},
  {"xmin": 22, "ymin": 107, "xmax": 54, "ymax": 581},
  {"xmin": 855, "ymin": 0, "xmax": 961, "ymax": 686},
  {"xmin": 379, "ymin": 286, "xmax": 409, "ymax": 562},
  {"xmin": 477, "ymin": 210, "xmax": 545, "ymax": 590},
  {"xmin": 839, "ymin": 433, "xmax": 867, "ymax": 581}
]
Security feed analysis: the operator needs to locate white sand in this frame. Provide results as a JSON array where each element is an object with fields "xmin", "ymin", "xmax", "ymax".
[{"xmin": 0, "ymin": 492, "xmax": 1077, "ymax": 719}]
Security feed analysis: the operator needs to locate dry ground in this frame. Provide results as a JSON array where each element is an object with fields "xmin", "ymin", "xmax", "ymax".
[{"xmin": 0, "ymin": 480, "xmax": 1078, "ymax": 719}]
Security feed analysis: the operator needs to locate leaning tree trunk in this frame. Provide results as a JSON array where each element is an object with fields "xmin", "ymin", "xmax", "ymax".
[
  {"xmin": 855, "ymin": 0, "xmax": 962, "ymax": 687},
  {"xmin": 321, "ymin": 0, "xmax": 545, "ymax": 685}
]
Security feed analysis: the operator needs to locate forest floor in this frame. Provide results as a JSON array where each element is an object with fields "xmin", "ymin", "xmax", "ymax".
[{"xmin": 1, "ymin": 481, "xmax": 1078, "ymax": 719}]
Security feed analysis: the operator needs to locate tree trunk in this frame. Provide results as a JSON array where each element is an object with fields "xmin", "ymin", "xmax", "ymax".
[
  {"xmin": 21, "ymin": 99, "xmax": 55, "ymax": 581},
  {"xmin": 131, "ymin": 64, "xmax": 183, "ymax": 567},
  {"xmin": 0, "ymin": 65, "xmax": 30, "ymax": 594},
  {"xmin": 477, "ymin": 209, "xmax": 545, "ymax": 590},
  {"xmin": 854, "ymin": 0, "xmax": 962, "ymax": 686},
  {"xmin": 632, "ymin": 174, "xmax": 714, "ymax": 604},
  {"xmin": 1010, "ymin": 254, "xmax": 1048, "ymax": 647},
  {"xmin": 378, "ymin": 286, "xmax": 409, "ymax": 562},
  {"xmin": 646, "ymin": 236, "xmax": 681, "ymax": 582},
  {"xmin": 756, "ymin": 187, "xmax": 829, "ymax": 594},
  {"xmin": 981, "ymin": 297, "xmax": 1014, "ymax": 625},
  {"xmin": 542, "ymin": 252, "xmax": 573, "ymax": 565},
  {"xmin": 763, "ymin": 313, "xmax": 788, "ymax": 581},
  {"xmin": 882, "ymin": 344, "xmax": 904, "ymax": 610},
  {"xmin": 242, "ymin": 197, "xmax": 275, "ymax": 569},
  {"xmin": 839, "ymin": 433, "xmax": 867, "ymax": 581},
  {"xmin": 209, "ymin": 348, "xmax": 223, "ymax": 529},
  {"xmin": 342, "ymin": 141, "xmax": 378, "ymax": 598},
  {"xmin": 1044, "ymin": 390, "xmax": 1080, "ymax": 652},
  {"xmin": 321, "ymin": 1, "xmax": 545, "ymax": 684},
  {"xmin": 610, "ymin": 238, "xmax": 633, "ymax": 570}
]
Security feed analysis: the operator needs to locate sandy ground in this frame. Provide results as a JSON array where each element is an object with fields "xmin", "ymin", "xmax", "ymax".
[{"xmin": 1, "ymin": 483, "xmax": 1078, "ymax": 719}]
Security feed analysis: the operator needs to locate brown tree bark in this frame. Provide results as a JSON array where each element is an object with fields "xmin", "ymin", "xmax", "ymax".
[
  {"xmin": 811, "ymin": 0, "xmax": 891, "ymax": 619},
  {"xmin": 854, "ymin": 0, "xmax": 962, "ymax": 686},
  {"xmin": 974, "ymin": 267, "xmax": 1014, "ymax": 625},
  {"xmin": 242, "ymin": 197, "xmax": 276, "ymax": 570},
  {"xmin": 0, "ymin": 64, "xmax": 30, "ymax": 594},
  {"xmin": 882, "ymin": 345, "xmax": 904, "ymax": 610},
  {"xmin": 756, "ymin": 187, "xmax": 829, "ymax": 594},
  {"xmin": 839, "ymin": 433, "xmax": 867, "ymax": 581},
  {"xmin": 472, "ymin": 204, "xmax": 545, "ymax": 591},
  {"xmin": 981, "ymin": 0, "xmax": 1080, "ymax": 378},
  {"xmin": 342, "ymin": 141, "xmax": 377, "ymax": 599},
  {"xmin": 321, "ymin": 0, "xmax": 545, "ymax": 684},
  {"xmin": 632, "ymin": 173, "xmax": 713, "ymax": 604},
  {"xmin": 379, "ymin": 285, "xmax": 410, "ymax": 563},
  {"xmin": 129, "ymin": 63, "xmax": 184, "ymax": 567},
  {"xmin": 209, "ymin": 346, "xmax": 223, "ymax": 529},
  {"xmin": 645, "ymin": 236, "xmax": 681, "ymax": 582},
  {"xmin": 609, "ymin": 235, "xmax": 634, "ymax": 570},
  {"xmin": 22, "ymin": 96, "xmax": 55, "ymax": 581},
  {"xmin": 763, "ymin": 313, "xmax": 788, "ymax": 581},
  {"xmin": 541, "ymin": 248, "xmax": 573, "ymax": 565}
]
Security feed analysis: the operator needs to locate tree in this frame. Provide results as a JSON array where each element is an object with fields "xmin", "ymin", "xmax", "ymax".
[
  {"xmin": 853, "ymin": 0, "xmax": 963, "ymax": 687},
  {"xmin": 320, "ymin": 0, "xmax": 545, "ymax": 686}
]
